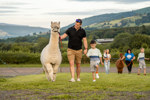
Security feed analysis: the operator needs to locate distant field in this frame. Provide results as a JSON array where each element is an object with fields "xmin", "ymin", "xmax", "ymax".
[
  {"xmin": 88, "ymin": 15, "xmax": 144, "ymax": 29},
  {"xmin": 0, "ymin": 73, "xmax": 150, "ymax": 99}
]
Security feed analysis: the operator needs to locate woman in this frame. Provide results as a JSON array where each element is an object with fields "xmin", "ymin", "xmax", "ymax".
[
  {"xmin": 103, "ymin": 49, "xmax": 111, "ymax": 74},
  {"xmin": 122, "ymin": 49, "xmax": 135, "ymax": 73}
]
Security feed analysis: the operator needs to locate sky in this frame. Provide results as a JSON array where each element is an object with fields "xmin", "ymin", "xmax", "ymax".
[{"xmin": 0, "ymin": 0, "xmax": 150, "ymax": 28}]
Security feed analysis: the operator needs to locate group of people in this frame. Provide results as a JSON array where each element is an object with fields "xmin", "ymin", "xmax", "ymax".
[
  {"xmin": 60, "ymin": 19, "xmax": 148, "ymax": 82},
  {"xmin": 86, "ymin": 40, "xmax": 148, "ymax": 82}
]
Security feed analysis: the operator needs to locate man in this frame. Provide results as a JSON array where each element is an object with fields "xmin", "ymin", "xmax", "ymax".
[{"xmin": 61, "ymin": 19, "xmax": 88, "ymax": 82}]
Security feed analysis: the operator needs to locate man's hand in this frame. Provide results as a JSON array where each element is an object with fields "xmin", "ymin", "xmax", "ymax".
[
  {"xmin": 84, "ymin": 49, "xmax": 87, "ymax": 55},
  {"xmin": 101, "ymin": 62, "xmax": 104, "ymax": 65},
  {"xmin": 61, "ymin": 33, "xmax": 68, "ymax": 40}
]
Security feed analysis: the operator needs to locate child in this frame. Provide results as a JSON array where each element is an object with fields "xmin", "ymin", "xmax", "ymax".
[
  {"xmin": 137, "ymin": 48, "xmax": 149, "ymax": 76},
  {"xmin": 103, "ymin": 49, "xmax": 111, "ymax": 74},
  {"xmin": 103, "ymin": 50, "xmax": 108, "ymax": 64},
  {"xmin": 86, "ymin": 40, "xmax": 104, "ymax": 82}
]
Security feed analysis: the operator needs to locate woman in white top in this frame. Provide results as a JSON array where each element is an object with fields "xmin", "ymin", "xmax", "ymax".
[{"xmin": 103, "ymin": 49, "xmax": 111, "ymax": 74}]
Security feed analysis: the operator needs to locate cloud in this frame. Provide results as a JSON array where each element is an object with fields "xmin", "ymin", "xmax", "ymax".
[
  {"xmin": 47, "ymin": 11, "xmax": 94, "ymax": 15},
  {"xmin": 46, "ymin": 9, "xmax": 126, "ymax": 15},
  {"xmin": 0, "ymin": 6, "xmax": 18, "ymax": 9},
  {"xmin": 70, "ymin": 0, "xmax": 150, "ymax": 3},
  {"xmin": 0, "ymin": 6, "xmax": 19, "ymax": 14},
  {"xmin": 0, "ymin": 2, "xmax": 29, "ymax": 6},
  {"xmin": 0, "ymin": 10, "xmax": 18, "ymax": 14}
]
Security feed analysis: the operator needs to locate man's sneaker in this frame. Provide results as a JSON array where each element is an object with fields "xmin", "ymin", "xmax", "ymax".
[
  {"xmin": 93, "ymin": 80, "xmax": 96, "ymax": 82},
  {"xmin": 96, "ymin": 74, "xmax": 99, "ymax": 79},
  {"xmin": 69, "ymin": 78, "xmax": 75, "ymax": 82},
  {"xmin": 77, "ymin": 78, "xmax": 81, "ymax": 82}
]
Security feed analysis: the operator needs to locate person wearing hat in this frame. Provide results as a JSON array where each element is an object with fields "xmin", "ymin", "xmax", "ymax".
[{"xmin": 61, "ymin": 19, "xmax": 88, "ymax": 82}]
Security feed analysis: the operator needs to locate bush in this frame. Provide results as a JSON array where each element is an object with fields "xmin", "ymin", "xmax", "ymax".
[
  {"xmin": 0, "ymin": 51, "xmax": 40, "ymax": 64},
  {"xmin": 0, "ymin": 48, "xmax": 150, "ymax": 64}
]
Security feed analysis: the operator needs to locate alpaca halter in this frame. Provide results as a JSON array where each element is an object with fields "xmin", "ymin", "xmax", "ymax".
[
  {"xmin": 58, "ymin": 32, "xmax": 63, "ymax": 48},
  {"xmin": 51, "ymin": 26, "xmax": 63, "ymax": 48}
]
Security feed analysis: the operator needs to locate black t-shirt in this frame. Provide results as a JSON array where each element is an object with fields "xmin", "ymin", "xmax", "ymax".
[{"xmin": 65, "ymin": 26, "xmax": 86, "ymax": 50}]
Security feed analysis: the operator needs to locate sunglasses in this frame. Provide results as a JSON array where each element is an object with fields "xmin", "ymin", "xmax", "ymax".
[{"xmin": 76, "ymin": 19, "xmax": 81, "ymax": 23}]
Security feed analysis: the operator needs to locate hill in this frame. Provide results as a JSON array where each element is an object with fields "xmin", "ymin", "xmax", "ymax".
[
  {"xmin": 61, "ymin": 7, "xmax": 150, "ymax": 30},
  {"xmin": 0, "ymin": 23, "xmax": 49, "ymax": 39},
  {"xmin": 86, "ymin": 13, "xmax": 150, "ymax": 29}
]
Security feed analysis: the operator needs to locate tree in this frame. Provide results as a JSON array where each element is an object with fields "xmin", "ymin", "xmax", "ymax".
[
  {"xmin": 35, "ymin": 37, "xmax": 49, "ymax": 52},
  {"xmin": 130, "ymin": 34, "xmax": 150, "ymax": 49},
  {"xmin": 111, "ymin": 33, "xmax": 133, "ymax": 49},
  {"xmin": 33, "ymin": 32, "xmax": 37, "ymax": 35}
]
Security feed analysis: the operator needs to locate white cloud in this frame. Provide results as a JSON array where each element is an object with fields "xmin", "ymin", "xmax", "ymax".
[
  {"xmin": 0, "ymin": 0, "xmax": 150, "ymax": 28},
  {"xmin": 70, "ymin": 0, "xmax": 150, "ymax": 3}
]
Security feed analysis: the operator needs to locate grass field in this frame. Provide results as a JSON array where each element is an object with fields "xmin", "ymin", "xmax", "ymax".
[
  {"xmin": 0, "ymin": 73, "xmax": 150, "ymax": 100},
  {"xmin": 0, "ymin": 63, "xmax": 150, "ymax": 68}
]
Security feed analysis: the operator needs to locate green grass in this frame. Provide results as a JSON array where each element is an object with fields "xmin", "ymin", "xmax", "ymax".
[
  {"xmin": 0, "ymin": 63, "xmax": 150, "ymax": 68},
  {"xmin": 0, "ymin": 73, "xmax": 150, "ymax": 99},
  {"xmin": 62, "ymin": 41, "xmax": 68, "ymax": 44},
  {"xmin": 0, "ymin": 64, "xmax": 90, "ymax": 68}
]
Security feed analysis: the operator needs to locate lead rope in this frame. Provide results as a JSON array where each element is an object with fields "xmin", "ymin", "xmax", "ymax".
[
  {"xmin": 58, "ymin": 32, "xmax": 63, "ymax": 48},
  {"xmin": 127, "ymin": 60, "xmax": 135, "ymax": 67}
]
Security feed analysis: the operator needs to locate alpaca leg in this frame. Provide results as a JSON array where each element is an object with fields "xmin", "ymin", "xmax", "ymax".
[
  {"xmin": 53, "ymin": 64, "xmax": 60, "ymax": 81},
  {"xmin": 118, "ymin": 68, "xmax": 121, "ymax": 74},
  {"xmin": 45, "ymin": 64, "xmax": 54, "ymax": 81},
  {"xmin": 118, "ymin": 69, "xmax": 120, "ymax": 74},
  {"xmin": 118, "ymin": 69, "xmax": 119, "ymax": 74},
  {"xmin": 121, "ymin": 68, "xmax": 123, "ymax": 74},
  {"xmin": 43, "ymin": 65, "xmax": 50, "ymax": 81}
]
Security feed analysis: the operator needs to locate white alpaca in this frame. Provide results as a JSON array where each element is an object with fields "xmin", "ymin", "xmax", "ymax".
[{"xmin": 40, "ymin": 22, "xmax": 62, "ymax": 82}]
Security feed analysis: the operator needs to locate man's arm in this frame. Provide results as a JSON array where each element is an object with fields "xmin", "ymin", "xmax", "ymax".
[
  {"xmin": 61, "ymin": 33, "xmax": 68, "ymax": 40},
  {"xmin": 83, "ymin": 37, "xmax": 88, "ymax": 54}
]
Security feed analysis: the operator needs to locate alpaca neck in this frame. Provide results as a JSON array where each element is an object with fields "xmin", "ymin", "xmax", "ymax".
[{"xmin": 49, "ymin": 32, "xmax": 59, "ymax": 50}]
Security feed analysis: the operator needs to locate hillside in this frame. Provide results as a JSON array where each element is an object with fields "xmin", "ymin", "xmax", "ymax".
[
  {"xmin": 86, "ymin": 13, "xmax": 150, "ymax": 29},
  {"xmin": 1, "ymin": 25, "xmax": 150, "ymax": 43},
  {"xmin": 0, "ymin": 23, "xmax": 49, "ymax": 39},
  {"xmin": 61, "ymin": 7, "xmax": 150, "ymax": 30}
]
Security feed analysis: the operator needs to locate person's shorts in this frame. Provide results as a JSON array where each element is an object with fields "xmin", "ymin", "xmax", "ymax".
[
  {"xmin": 139, "ymin": 60, "xmax": 146, "ymax": 69},
  {"xmin": 67, "ymin": 48, "xmax": 82, "ymax": 64},
  {"xmin": 90, "ymin": 61, "xmax": 100, "ymax": 72}
]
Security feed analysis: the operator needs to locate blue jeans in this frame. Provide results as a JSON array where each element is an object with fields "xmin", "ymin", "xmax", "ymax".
[{"xmin": 104, "ymin": 61, "xmax": 110, "ymax": 74}]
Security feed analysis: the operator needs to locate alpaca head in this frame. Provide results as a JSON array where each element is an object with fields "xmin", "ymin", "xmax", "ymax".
[
  {"xmin": 119, "ymin": 53, "xmax": 124, "ymax": 64},
  {"xmin": 51, "ymin": 21, "xmax": 60, "ymax": 33},
  {"xmin": 120, "ymin": 53, "xmax": 123, "ymax": 59}
]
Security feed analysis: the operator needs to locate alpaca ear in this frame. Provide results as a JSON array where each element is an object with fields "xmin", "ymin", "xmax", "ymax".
[
  {"xmin": 58, "ymin": 22, "xmax": 60, "ymax": 24},
  {"xmin": 51, "ymin": 21, "xmax": 53, "ymax": 25}
]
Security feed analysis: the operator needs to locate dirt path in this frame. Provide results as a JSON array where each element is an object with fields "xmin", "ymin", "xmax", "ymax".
[
  {"xmin": 0, "ymin": 90, "xmax": 149, "ymax": 100},
  {"xmin": 0, "ymin": 67, "xmax": 150, "ymax": 77}
]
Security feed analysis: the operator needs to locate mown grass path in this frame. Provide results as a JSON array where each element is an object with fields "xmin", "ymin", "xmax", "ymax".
[{"xmin": 0, "ymin": 73, "xmax": 150, "ymax": 100}]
